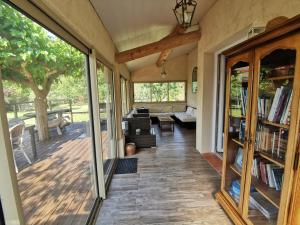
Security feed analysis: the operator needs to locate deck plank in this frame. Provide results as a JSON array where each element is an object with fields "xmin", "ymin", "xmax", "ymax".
[{"xmin": 16, "ymin": 127, "xmax": 108, "ymax": 225}]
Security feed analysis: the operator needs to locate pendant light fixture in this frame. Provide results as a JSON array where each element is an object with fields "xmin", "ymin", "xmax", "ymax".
[
  {"xmin": 173, "ymin": 0, "xmax": 197, "ymax": 28},
  {"xmin": 161, "ymin": 60, "xmax": 167, "ymax": 79}
]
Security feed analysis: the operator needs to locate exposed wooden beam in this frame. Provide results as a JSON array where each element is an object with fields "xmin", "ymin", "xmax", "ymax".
[
  {"xmin": 115, "ymin": 29, "xmax": 201, "ymax": 64},
  {"xmin": 156, "ymin": 26, "xmax": 186, "ymax": 67},
  {"xmin": 156, "ymin": 49, "xmax": 173, "ymax": 67}
]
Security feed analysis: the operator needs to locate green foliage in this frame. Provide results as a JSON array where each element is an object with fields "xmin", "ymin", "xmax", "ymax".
[
  {"xmin": 3, "ymin": 80, "xmax": 32, "ymax": 103},
  {"xmin": 134, "ymin": 82, "xmax": 185, "ymax": 102},
  {"xmin": 0, "ymin": 1, "xmax": 84, "ymax": 90},
  {"xmin": 48, "ymin": 76, "xmax": 88, "ymax": 102}
]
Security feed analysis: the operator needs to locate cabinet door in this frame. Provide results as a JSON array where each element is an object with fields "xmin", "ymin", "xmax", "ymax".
[
  {"xmin": 243, "ymin": 33, "xmax": 300, "ymax": 225},
  {"xmin": 221, "ymin": 51, "xmax": 254, "ymax": 213}
]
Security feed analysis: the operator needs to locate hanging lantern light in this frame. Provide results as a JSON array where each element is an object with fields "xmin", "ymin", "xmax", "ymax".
[{"xmin": 173, "ymin": 0, "xmax": 197, "ymax": 28}]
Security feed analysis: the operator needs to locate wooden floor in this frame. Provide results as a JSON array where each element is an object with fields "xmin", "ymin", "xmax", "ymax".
[
  {"xmin": 96, "ymin": 124, "xmax": 232, "ymax": 225},
  {"xmin": 17, "ymin": 128, "xmax": 109, "ymax": 225}
]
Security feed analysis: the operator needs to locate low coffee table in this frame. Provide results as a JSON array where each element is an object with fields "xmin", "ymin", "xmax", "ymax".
[{"xmin": 158, "ymin": 116, "xmax": 175, "ymax": 132}]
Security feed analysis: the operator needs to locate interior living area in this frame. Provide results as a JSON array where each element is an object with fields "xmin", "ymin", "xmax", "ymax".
[{"xmin": 1, "ymin": 0, "xmax": 300, "ymax": 225}]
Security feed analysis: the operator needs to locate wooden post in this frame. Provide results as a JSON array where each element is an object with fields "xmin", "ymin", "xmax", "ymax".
[
  {"xmin": 69, "ymin": 100, "xmax": 73, "ymax": 123},
  {"xmin": 13, "ymin": 104, "xmax": 18, "ymax": 119},
  {"xmin": 48, "ymin": 100, "xmax": 52, "ymax": 111}
]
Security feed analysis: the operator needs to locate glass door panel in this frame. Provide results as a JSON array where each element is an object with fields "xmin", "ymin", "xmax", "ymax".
[
  {"xmin": 223, "ymin": 56, "xmax": 252, "ymax": 211},
  {"xmin": 0, "ymin": 2, "xmax": 99, "ymax": 224},
  {"xmin": 246, "ymin": 47, "xmax": 296, "ymax": 225},
  {"xmin": 96, "ymin": 62, "xmax": 116, "ymax": 182}
]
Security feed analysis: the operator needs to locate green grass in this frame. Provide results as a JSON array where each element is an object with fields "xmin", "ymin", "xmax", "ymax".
[{"xmin": 6, "ymin": 103, "xmax": 109, "ymax": 126}]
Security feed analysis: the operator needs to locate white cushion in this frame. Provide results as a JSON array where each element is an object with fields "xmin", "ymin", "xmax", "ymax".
[
  {"xmin": 174, "ymin": 112, "xmax": 196, "ymax": 122},
  {"xmin": 186, "ymin": 107, "xmax": 193, "ymax": 115}
]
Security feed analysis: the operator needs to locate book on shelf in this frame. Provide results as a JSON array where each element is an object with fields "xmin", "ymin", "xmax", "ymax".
[
  {"xmin": 250, "ymin": 192, "xmax": 278, "ymax": 219},
  {"xmin": 252, "ymin": 158, "xmax": 284, "ymax": 190},
  {"xmin": 272, "ymin": 168, "xmax": 284, "ymax": 191},
  {"xmin": 255, "ymin": 124, "xmax": 287, "ymax": 159},
  {"xmin": 234, "ymin": 147, "xmax": 243, "ymax": 170},
  {"xmin": 239, "ymin": 120, "xmax": 246, "ymax": 141},
  {"xmin": 258, "ymin": 96, "xmax": 272, "ymax": 119},
  {"xmin": 228, "ymin": 180, "xmax": 241, "ymax": 204},
  {"xmin": 266, "ymin": 86, "xmax": 292, "ymax": 125}
]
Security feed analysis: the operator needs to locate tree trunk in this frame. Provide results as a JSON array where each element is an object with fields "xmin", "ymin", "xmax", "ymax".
[{"xmin": 34, "ymin": 96, "xmax": 49, "ymax": 141}]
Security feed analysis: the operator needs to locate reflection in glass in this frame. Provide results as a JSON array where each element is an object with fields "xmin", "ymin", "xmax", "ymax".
[
  {"xmin": 96, "ymin": 62, "xmax": 116, "ymax": 181},
  {"xmin": 1, "ymin": 2, "xmax": 98, "ymax": 224},
  {"xmin": 247, "ymin": 49, "xmax": 296, "ymax": 225},
  {"xmin": 224, "ymin": 61, "xmax": 249, "ymax": 207}
]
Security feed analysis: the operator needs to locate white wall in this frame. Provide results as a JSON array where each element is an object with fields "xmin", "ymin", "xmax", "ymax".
[
  {"xmin": 187, "ymin": 48, "xmax": 198, "ymax": 108},
  {"xmin": 131, "ymin": 54, "xmax": 188, "ymax": 82},
  {"xmin": 196, "ymin": 0, "xmax": 300, "ymax": 153}
]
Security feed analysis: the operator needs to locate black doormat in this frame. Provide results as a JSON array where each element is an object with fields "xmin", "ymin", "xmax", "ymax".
[{"xmin": 115, "ymin": 158, "xmax": 138, "ymax": 174}]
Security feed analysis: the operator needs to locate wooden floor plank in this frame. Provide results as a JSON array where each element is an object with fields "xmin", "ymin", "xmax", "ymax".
[{"xmin": 96, "ymin": 124, "xmax": 232, "ymax": 225}]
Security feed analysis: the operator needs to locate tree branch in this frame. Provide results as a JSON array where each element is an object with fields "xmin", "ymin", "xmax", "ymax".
[{"xmin": 20, "ymin": 62, "xmax": 42, "ymax": 96}]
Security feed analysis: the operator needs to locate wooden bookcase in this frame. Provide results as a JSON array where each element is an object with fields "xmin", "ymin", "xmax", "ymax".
[{"xmin": 216, "ymin": 15, "xmax": 300, "ymax": 225}]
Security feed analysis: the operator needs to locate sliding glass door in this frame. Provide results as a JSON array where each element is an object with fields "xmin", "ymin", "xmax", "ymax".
[
  {"xmin": 0, "ymin": 1, "xmax": 101, "ymax": 224},
  {"xmin": 96, "ymin": 61, "xmax": 117, "ymax": 182}
]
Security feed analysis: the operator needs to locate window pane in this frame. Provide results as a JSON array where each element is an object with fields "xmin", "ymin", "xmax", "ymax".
[
  {"xmin": 97, "ymin": 63, "xmax": 116, "ymax": 182},
  {"xmin": 1, "ymin": 2, "xmax": 98, "ymax": 224},
  {"xmin": 151, "ymin": 83, "xmax": 168, "ymax": 102},
  {"xmin": 169, "ymin": 82, "xmax": 186, "ymax": 101},
  {"xmin": 134, "ymin": 83, "xmax": 151, "ymax": 102}
]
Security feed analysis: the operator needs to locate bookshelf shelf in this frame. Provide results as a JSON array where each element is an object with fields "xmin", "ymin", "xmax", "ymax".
[
  {"xmin": 266, "ymin": 75, "xmax": 294, "ymax": 81},
  {"xmin": 261, "ymin": 120, "xmax": 289, "ymax": 129},
  {"xmin": 232, "ymin": 138, "xmax": 244, "ymax": 147},
  {"xmin": 257, "ymin": 151, "xmax": 285, "ymax": 168},
  {"xmin": 229, "ymin": 164, "xmax": 241, "ymax": 176},
  {"xmin": 252, "ymin": 176, "xmax": 281, "ymax": 208}
]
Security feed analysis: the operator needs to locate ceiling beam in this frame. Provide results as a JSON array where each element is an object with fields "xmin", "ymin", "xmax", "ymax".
[
  {"xmin": 115, "ymin": 29, "xmax": 201, "ymax": 64},
  {"xmin": 156, "ymin": 49, "xmax": 173, "ymax": 67},
  {"xmin": 156, "ymin": 26, "xmax": 186, "ymax": 67}
]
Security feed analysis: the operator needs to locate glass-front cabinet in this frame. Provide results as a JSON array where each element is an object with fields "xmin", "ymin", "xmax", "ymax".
[
  {"xmin": 218, "ymin": 28, "xmax": 300, "ymax": 225},
  {"xmin": 222, "ymin": 52, "xmax": 253, "ymax": 212},
  {"xmin": 243, "ymin": 35, "xmax": 300, "ymax": 225}
]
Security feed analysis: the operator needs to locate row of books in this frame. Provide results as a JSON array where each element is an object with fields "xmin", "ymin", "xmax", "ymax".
[
  {"xmin": 250, "ymin": 192, "xmax": 278, "ymax": 219},
  {"xmin": 255, "ymin": 125, "xmax": 288, "ymax": 159},
  {"xmin": 228, "ymin": 180, "xmax": 278, "ymax": 219},
  {"xmin": 266, "ymin": 86, "xmax": 292, "ymax": 125},
  {"xmin": 252, "ymin": 158, "xmax": 284, "ymax": 191}
]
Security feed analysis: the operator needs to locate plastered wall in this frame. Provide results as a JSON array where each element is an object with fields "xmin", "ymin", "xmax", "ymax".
[
  {"xmin": 187, "ymin": 48, "xmax": 198, "ymax": 108},
  {"xmin": 196, "ymin": 0, "xmax": 300, "ymax": 153},
  {"xmin": 131, "ymin": 54, "xmax": 188, "ymax": 82}
]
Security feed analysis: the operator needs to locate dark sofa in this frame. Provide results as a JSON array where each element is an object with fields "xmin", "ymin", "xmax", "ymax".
[{"xmin": 123, "ymin": 117, "xmax": 156, "ymax": 148}]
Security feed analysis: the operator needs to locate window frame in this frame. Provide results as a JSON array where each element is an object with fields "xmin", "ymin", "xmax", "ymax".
[{"xmin": 133, "ymin": 80, "xmax": 187, "ymax": 103}]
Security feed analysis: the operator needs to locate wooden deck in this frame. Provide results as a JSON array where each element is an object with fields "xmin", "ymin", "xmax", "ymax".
[{"xmin": 15, "ymin": 123, "xmax": 109, "ymax": 225}]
